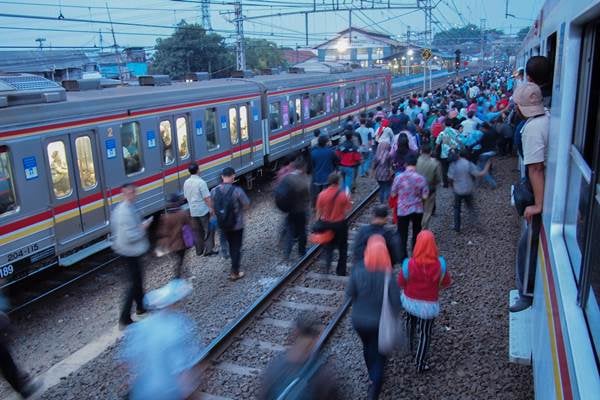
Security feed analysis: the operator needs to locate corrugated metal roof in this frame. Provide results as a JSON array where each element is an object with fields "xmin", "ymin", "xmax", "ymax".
[{"xmin": 0, "ymin": 50, "xmax": 92, "ymax": 73}]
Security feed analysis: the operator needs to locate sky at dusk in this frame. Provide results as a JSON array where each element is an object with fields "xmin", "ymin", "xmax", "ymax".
[{"xmin": 0, "ymin": 0, "xmax": 545, "ymax": 49}]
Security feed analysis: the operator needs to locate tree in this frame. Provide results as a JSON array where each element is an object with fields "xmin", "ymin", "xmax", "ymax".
[
  {"xmin": 433, "ymin": 24, "xmax": 504, "ymax": 47},
  {"xmin": 244, "ymin": 38, "xmax": 285, "ymax": 70},
  {"xmin": 151, "ymin": 21, "xmax": 234, "ymax": 78},
  {"xmin": 516, "ymin": 27, "xmax": 530, "ymax": 41}
]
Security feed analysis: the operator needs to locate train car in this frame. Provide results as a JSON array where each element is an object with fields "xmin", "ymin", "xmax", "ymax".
[
  {"xmin": 0, "ymin": 69, "xmax": 390, "ymax": 288},
  {"xmin": 514, "ymin": 1, "xmax": 600, "ymax": 398}
]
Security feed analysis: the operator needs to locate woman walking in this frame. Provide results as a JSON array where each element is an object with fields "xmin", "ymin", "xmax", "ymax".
[
  {"xmin": 156, "ymin": 194, "xmax": 193, "ymax": 279},
  {"xmin": 398, "ymin": 230, "xmax": 452, "ymax": 373},
  {"xmin": 372, "ymin": 140, "xmax": 394, "ymax": 204},
  {"xmin": 347, "ymin": 235, "xmax": 402, "ymax": 399}
]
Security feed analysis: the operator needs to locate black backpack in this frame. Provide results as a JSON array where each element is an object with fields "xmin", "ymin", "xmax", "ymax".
[
  {"xmin": 214, "ymin": 185, "xmax": 237, "ymax": 231},
  {"xmin": 274, "ymin": 178, "xmax": 294, "ymax": 213}
]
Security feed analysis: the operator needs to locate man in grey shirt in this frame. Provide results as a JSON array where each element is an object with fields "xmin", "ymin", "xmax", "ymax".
[
  {"xmin": 447, "ymin": 149, "xmax": 490, "ymax": 233},
  {"xmin": 183, "ymin": 162, "xmax": 216, "ymax": 256},
  {"xmin": 111, "ymin": 183, "xmax": 151, "ymax": 327}
]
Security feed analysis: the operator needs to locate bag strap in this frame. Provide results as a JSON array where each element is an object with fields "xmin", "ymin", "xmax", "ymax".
[
  {"xmin": 438, "ymin": 256, "xmax": 446, "ymax": 286},
  {"xmin": 401, "ymin": 258, "xmax": 410, "ymax": 281}
]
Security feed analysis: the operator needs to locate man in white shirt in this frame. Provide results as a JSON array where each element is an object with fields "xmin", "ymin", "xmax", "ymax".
[
  {"xmin": 183, "ymin": 163, "xmax": 216, "ymax": 256},
  {"xmin": 510, "ymin": 82, "xmax": 550, "ymax": 313},
  {"xmin": 468, "ymin": 84, "xmax": 480, "ymax": 99},
  {"xmin": 460, "ymin": 111, "xmax": 482, "ymax": 135}
]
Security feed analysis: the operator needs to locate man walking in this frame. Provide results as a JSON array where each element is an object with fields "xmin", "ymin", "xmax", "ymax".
[
  {"xmin": 280, "ymin": 159, "xmax": 310, "ymax": 260},
  {"xmin": 310, "ymin": 135, "xmax": 338, "ymax": 207},
  {"xmin": 316, "ymin": 173, "xmax": 352, "ymax": 276},
  {"xmin": 352, "ymin": 206, "xmax": 401, "ymax": 267},
  {"xmin": 336, "ymin": 131, "xmax": 362, "ymax": 192},
  {"xmin": 355, "ymin": 119, "xmax": 374, "ymax": 178},
  {"xmin": 391, "ymin": 154, "xmax": 429, "ymax": 258},
  {"xmin": 111, "ymin": 183, "xmax": 151, "ymax": 327},
  {"xmin": 416, "ymin": 144, "xmax": 443, "ymax": 229},
  {"xmin": 211, "ymin": 167, "xmax": 250, "ymax": 281},
  {"xmin": 183, "ymin": 162, "xmax": 216, "ymax": 257}
]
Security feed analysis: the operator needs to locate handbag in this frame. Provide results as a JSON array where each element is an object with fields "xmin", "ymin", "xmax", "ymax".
[
  {"xmin": 182, "ymin": 224, "xmax": 196, "ymax": 248},
  {"xmin": 378, "ymin": 273, "xmax": 407, "ymax": 355},
  {"xmin": 513, "ymin": 176, "xmax": 534, "ymax": 216}
]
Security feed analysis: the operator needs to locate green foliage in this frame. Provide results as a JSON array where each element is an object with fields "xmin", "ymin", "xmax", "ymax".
[
  {"xmin": 151, "ymin": 21, "xmax": 234, "ymax": 78},
  {"xmin": 244, "ymin": 38, "xmax": 286, "ymax": 70},
  {"xmin": 433, "ymin": 24, "xmax": 504, "ymax": 46},
  {"xmin": 517, "ymin": 27, "xmax": 530, "ymax": 41}
]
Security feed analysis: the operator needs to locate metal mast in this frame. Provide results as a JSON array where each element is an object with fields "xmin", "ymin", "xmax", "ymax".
[
  {"xmin": 201, "ymin": 0, "xmax": 212, "ymax": 30},
  {"xmin": 234, "ymin": 1, "xmax": 246, "ymax": 71}
]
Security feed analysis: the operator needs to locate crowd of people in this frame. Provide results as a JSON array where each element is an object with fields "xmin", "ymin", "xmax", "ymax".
[{"xmin": 0, "ymin": 57, "xmax": 553, "ymax": 399}]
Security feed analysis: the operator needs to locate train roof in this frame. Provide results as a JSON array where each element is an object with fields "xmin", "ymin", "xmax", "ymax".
[{"xmin": 0, "ymin": 69, "xmax": 388, "ymax": 133}]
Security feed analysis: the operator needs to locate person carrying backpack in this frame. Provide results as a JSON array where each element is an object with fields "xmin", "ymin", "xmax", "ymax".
[
  {"xmin": 275, "ymin": 159, "xmax": 310, "ymax": 260},
  {"xmin": 211, "ymin": 167, "xmax": 250, "ymax": 281}
]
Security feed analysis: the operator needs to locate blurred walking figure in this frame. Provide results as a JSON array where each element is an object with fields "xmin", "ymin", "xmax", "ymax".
[
  {"xmin": 310, "ymin": 135, "xmax": 338, "ymax": 207},
  {"xmin": 315, "ymin": 173, "xmax": 352, "ymax": 276},
  {"xmin": 183, "ymin": 163, "xmax": 216, "ymax": 257},
  {"xmin": 416, "ymin": 144, "xmax": 443, "ymax": 229},
  {"xmin": 211, "ymin": 167, "xmax": 250, "ymax": 281},
  {"xmin": 372, "ymin": 140, "xmax": 394, "ymax": 204},
  {"xmin": 347, "ymin": 235, "xmax": 401, "ymax": 399},
  {"xmin": 0, "ymin": 298, "xmax": 40, "ymax": 398},
  {"xmin": 398, "ymin": 230, "xmax": 452, "ymax": 373},
  {"xmin": 356, "ymin": 118, "xmax": 374, "ymax": 177},
  {"xmin": 260, "ymin": 314, "xmax": 340, "ymax": 400},
  {"xmin": 352, "ymin": 206, "xmax": 401, "ymax": 268},
  {"xmin": 111, "ymin": 183, "xmax": 151, "ymax": 327},
  {"xmin": 156, "ymin": 194, "xmax": 193, "ymax": 279},
  {"xmin": 336, "ymin": 131, "xmax": 362, "ymax": 192},
  {"xmin": 120, "ymin": 279, "xmax": 202, "ymax": 400}
]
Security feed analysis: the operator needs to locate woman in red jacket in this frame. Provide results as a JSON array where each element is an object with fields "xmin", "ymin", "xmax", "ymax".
[{"xmin": 398, "ymin": 230, "xmax": 452, "ymax": 372}]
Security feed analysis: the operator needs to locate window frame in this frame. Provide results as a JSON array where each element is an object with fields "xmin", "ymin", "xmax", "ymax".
[
  {"xmin": 120, "ymin": 121, "xmax": 144, "ymax": 177},
  {"xmin": 175, "ymin": 115, "xmax": 191, "ymax": 161},
  {"xmin": 239, "ymin": 105, "xmax": 250, "ymax": 141},
  {"xmin": 204, "ymin": 107, "xmax": 220, "ymax": 152},
  {"xmin": 47, "ymin": 140, "xmax": 73, "ymax": 199},
  {"xmin": 228, "ymin": 107, "xmax": 239, "ymax": 145},
  {"xmin": 159, "ymin": 119, "xmax": 175, "ymax": 166},
  {"xmin": 344, "ymin": 86, "xmax": 356, "ymax": 108},
  {"xmin": 269, "ymin": 101, "xmax": 282, "ymax": 131},
  {"xmin": 74, "ymin": 135, "xmax": 98, "ymax": 191},
  {"xmin": 309, "ymin": 92, "xmax": 326, "ymax": 119},
  {"xmin": 0, "ymin": 145, "xmax": 19, "ymax": 217}
]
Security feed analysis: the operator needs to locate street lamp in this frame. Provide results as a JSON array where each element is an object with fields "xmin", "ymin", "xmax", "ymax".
[{"xmin": 407, "ymin": 48, "xmax": 414, "ymax": 56}]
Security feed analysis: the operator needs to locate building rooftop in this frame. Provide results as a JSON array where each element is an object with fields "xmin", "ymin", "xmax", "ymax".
[{"xmin": 0, "ymin": 50, "xmax": 92, "ymax": 73}]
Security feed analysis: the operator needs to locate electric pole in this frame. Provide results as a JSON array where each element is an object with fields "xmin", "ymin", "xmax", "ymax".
[
  {"xmin": 106, "ymin": 3, "xmax": 125, "ymax": 83},
  {"xmin": 35, "ymin": 37, "xmax": 46, "ymax": 50},
  {"xmin": 234, "ymin": 1, "xmax": 246, "ymax": 71},
  {"xmin": 201, "ymin": 0, "xmax": 212, "ymax": 31},
  {"xmin": 480, "ymin": 18, "xmax": 486, "ymax": 66}
]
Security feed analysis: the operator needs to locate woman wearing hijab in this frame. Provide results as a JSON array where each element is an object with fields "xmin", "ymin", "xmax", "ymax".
[
  {"xmin": 391, "ymin": 133, "xmax": 417, "ymax": 173},
  {"xmin": 372, "ymin": 140, "xmax": 394, "ymax": 204},
  {"xmin": 347, "ymin": 235, "xmax": 402, "ymax": 400},
  {"xmin": 398, "ymin": 230, "xmax": 452, "ymax": 373}
]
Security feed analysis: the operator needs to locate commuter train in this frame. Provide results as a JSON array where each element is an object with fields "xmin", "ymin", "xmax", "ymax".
[
  {"xmin": 0, "ymin": 69, "xmax": 391, "ymax": 287},
  {"xmin": 515, "ymin": 0, "xmax": 600, "ymax": 398}
]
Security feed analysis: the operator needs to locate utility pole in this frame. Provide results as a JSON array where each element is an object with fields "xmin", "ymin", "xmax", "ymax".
[
  {"xmin": 304, "ymin": 12, "xmax": 308, "ymax": 47},
  {"xmin": 201, "ymin": 0, "xmax": 212, "ymax": 30},
  {"xmin": 419, "ymin": 0, "xmax": 433, "ymax": 92},
  {"xmin": 98, "ymin": 29, "xmax": 104, "ymax": 52},
  {"xmin": 106, "ymin": 3, "xmax": 125, "ymax": 83},
  {"xmin": 480, "ymin": 18, "xmax": 486, "ymax": 67},
  {"xmin": 348, "ymin": 9, "xmax": 352, "ymax": 46},
  {"xmin": 407, "ymin": 25, "xmax": 411, "ymax": 46},
  {"xmin": 35, "ymin": 37, "xmax": 46, "ymax": 50},
  {"xmin": 234, "ymin": 1, "xmax": 246, "ymax": 71}
]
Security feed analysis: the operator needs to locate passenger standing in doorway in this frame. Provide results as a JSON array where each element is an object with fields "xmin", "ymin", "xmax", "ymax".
[
  {"xmin": 316, "ymin": 173, "xmax": 352, "ymax": 276},
  {"xmin": 211, "ymin": 168, "xmax": 250, "ymax": 281},
  {"xmin": 111, "ymin": 183, "xmax": 151, "ymax": 327},
  {"xmin": 183, "ymin": 163, "xmax": 216, "ymax": 257},
  {"xmin": 510, "ymin": 82, "xmax": 550, "ymax": 312},
  {"xmin": 391, "ymin": 154, "xmax": 429, "ymax": 259}
]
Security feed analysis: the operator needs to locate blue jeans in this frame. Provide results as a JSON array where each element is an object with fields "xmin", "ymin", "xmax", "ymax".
[
  {"xmin": 478, "ymin": 151, "xmax": 497, "ymax": 189},
  {"xmin": 377, "ymin": 180, "xmax": 392, "ymax": 204},
  {"xmin": 359, "ymin": 151, "xmax": 372, "ymax": 176},
  {"xmin": 356, "ymin": 327, "xmax": 386, "ymax": 398},
  {"xmin": 339, "ymin": 166, "xmax": 354, "ymax": 192}
]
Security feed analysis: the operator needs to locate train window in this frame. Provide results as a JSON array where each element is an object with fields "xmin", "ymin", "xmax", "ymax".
[
  {"xmin": 229, "ymin": 107, "xmax": 239, "ymax": 145},
  {"xmin": 176, "ymin": 117, "xmax": 190, "ymax": 160},
  {"xmin": 333, "ymin": 91, "xmax": 339, "ymax": 112},
  {"xmin": 239, "ymin": 105, "xmax": 249, "ymax": 141},
  {"xmin": 368, "ymin": 83, "xmax": 377, "ymax": 100},
  {"xmin": 74, "ymin": 136, "xmax": 97, "ymax": 190},
  {"xmin": 288, "ymin": 100, "xmax": 295, "ymax": 125},
  {"xmin": 309, "ymin": 93, "xmax": 325, "ymax": 118},
  {"xmin": 295, "ymin": 98, "xmax": 302, "ymax": 122},
  {"xmin": 269, "ymin": 102, "xmax": 282, "ymax": 130},
  {"xmin": 47, "ymin": 141, "xmax": 72, "ymax": 198},
  {"xmin": 160, "ymin": 120, "xmax": 175, "ymax": 165},
  {"xmin": 121, "ymin": 121, "xmax": 143, "ymax": 175},
  {"xmin": 0, "ymin": 146, "xmax": 17, "ymax": 215},
  {"xmin": 344, "ymin": 87, "xmax": 356, "ymax": 108},
  {"xmin": 204, "ymin": 108, "xmax": 219, "ymax": 151}
]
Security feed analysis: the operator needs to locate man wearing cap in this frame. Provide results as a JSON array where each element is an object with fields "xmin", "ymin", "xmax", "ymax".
[
  {"xmin": 510, "ymin": 82, "xmax": 550, "ymax": 313},
  {"xmin": 211, "ymin": 167, "xmax": 250, "ymax": 281}
]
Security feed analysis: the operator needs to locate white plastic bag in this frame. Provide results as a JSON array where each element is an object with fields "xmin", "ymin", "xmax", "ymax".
[{"xmin": 378, "ymin": 273, "xmax": 400, "ymax": 355}]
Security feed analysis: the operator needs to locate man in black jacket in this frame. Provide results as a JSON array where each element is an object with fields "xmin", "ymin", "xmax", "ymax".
[{"xmin": 352, "ymin": 206, "xmax": 402, "ymax": 266}]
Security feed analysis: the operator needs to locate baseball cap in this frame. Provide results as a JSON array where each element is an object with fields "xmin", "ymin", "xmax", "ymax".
[{"xmin": 513, "ymin": 82, "xmax": 544, "ymax": 117}]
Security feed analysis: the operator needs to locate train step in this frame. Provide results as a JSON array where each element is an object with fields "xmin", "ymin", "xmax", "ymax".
[
  {"xmin": 59, "ymin": 239, "xmax": 112, "ymax": 267},
  {"xmin": 508, "ymin": 290, "xmax": 532, "ymax": 365}
]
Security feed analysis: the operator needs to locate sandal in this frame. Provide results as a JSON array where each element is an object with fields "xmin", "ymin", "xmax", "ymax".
[{"xmin": 228, "ymin": 271, "xmax": 245, "ymax": 281}]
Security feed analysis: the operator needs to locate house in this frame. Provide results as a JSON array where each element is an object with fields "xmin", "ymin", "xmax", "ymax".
[
  {"xmin": 280, "ymin": 49, "xmax": 317, "ymax": 66},
  {"xmin": 0, "ymin": 50, "xmax": 95, "ymax": 81},
  {"xmin": 92, "ymin": 47, "xmax": 148, "ymax": 79},
  {"xmin": 314, "ymin": 27, "xmax": 404, "ymax": 67}
]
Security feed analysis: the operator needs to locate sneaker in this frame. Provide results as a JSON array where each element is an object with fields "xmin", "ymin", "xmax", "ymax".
[
  {"xmin": 119, "ymin": 318, "xmax": 134, "ymax": 330},
  {"xmin": 203, "ymin": 251, "xmax": 218, "ymax": 257},
  {"xmin": 509, "ymin": 296, "xmax": 532, "ymax": 313},
  {"xmin": 228, "ymin": 271, "xmax": 245, "ymax": 281}
]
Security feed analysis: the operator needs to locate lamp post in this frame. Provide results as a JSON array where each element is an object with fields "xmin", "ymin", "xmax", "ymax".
[{"xmin": 401, "ymin": 56, "xmax": 406, "ymax": 75}]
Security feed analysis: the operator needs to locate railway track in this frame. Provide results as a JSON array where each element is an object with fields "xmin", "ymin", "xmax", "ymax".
[{"xmin": 193, "ymin": 187, "xmax": 379, "ymax": 399}]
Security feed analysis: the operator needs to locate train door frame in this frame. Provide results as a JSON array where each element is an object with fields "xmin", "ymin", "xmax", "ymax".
[
  {"xmin": 173, "ymin": 113, "xmax": 193, "ymax": 189},
  {"xmin": 157, "ymin": 116, "xmax": 180, "ymax": 196},
  {"xmin": 43, "ymin": 134, "xmax": 84, "ymax": 247},
  {"xmin": 289, "ymin": 95, "xmax": 303, "ymax": 148}
]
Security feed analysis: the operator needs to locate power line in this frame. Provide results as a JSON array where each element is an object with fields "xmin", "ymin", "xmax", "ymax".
[{"xmin": 0, "ymin": 0, "xmax": 198, "ymax": 12}]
